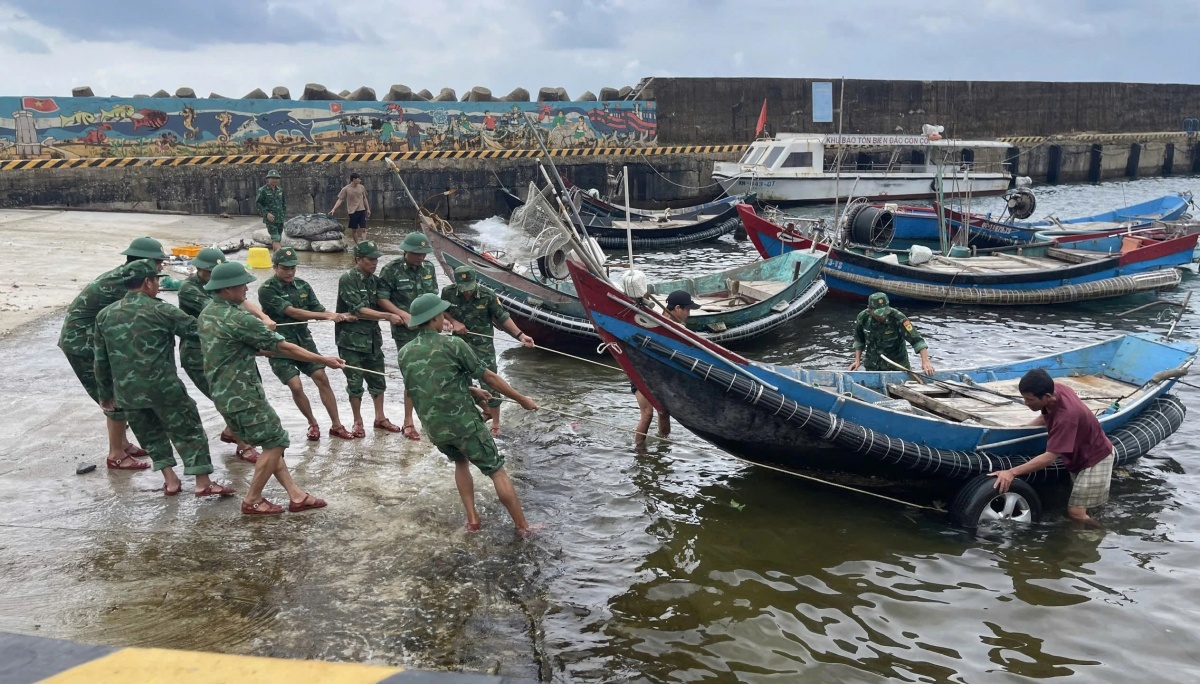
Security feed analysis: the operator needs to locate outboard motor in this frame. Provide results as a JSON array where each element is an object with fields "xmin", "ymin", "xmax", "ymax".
[{"xmin": 1004, "ymin": 187, "xmax": 1037, "ymax": 220}]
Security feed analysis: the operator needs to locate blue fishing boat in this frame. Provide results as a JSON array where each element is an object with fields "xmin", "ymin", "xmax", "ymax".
[
  {"xmin": 739, "ymin": 204, "xmax": 1193, "ymax": 305},
  {"xmin": 427, "ymin": 228, "xmax": 828, "ymax": 350},
  {"xmin": 569, "ymin": 257, "xmax": 1193, "ymax": 525}
]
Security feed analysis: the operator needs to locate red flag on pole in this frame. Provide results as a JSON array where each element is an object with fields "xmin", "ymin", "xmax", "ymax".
[{"xmin": 754, "ymin": 99, "xmax": 767, "ymax": 137}]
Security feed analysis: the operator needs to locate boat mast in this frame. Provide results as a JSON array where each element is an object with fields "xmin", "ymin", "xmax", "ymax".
[{"xmin": 833, "ymin": 77, "xmax": 846, "ymax": 222}]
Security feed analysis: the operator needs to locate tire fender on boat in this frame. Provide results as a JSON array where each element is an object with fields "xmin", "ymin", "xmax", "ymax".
[{"xmin": 948, "ymin": 474, "xmax": 1043, "ymax": 529}]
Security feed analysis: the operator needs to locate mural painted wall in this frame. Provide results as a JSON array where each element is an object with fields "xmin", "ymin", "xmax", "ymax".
[{"xmin": 0, "ymin": 96, "xmax": 657, "ymax": 160}]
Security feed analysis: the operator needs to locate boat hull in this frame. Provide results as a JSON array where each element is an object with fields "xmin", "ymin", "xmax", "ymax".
[{"xmin": 713, "ymin": 173, "xmax": 1011, "ymax": 204}]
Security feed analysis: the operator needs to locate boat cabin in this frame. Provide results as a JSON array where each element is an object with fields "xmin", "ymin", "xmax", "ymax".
[{"xmin": 731, "ymin": 134, "xmax": 1010, "ymax": 176}]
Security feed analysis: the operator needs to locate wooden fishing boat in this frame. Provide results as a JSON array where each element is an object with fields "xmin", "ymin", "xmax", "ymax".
[
  {"xmin": 574, "ymin": 201, "xmax": 743, "ymax": 249},
  {"xmin": 569, "ymin": 257, "xmax": 1193, "ymax": 525},
  {"xmin": 500, "ymin": 182, "xmax": 749, "ymax": 222},
  {"xmin": 427, "ymin": 228, "xmax": 828, "ymax": 350},
  {"xmin": 739, "ymin": 204, "xmax": 1193, "ymax": 305}
]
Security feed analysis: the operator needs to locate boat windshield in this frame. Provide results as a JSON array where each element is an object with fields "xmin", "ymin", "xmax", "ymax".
[
  {"xmin": 741, "ymin": 146, "xmax": 768, "ymax": 166},
  {"xmin": 761, "ymin": 146, "xmax": 785, "ymax": 168}
]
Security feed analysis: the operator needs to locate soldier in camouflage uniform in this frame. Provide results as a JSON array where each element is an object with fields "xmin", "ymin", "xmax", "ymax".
[
  {"xmin": 441, "ymin": 265, "xmax": 534, "ymax": 436},
  {"xmin": 376, "ymin": 231, "xmax": 440, "ymax": 440},
  {"xmin": 177, "ymin": 247, "xmax": 261, "ymax": 462},
  {"xmin": 397, "ymin": 293, "xmax": 540, "ymax": 536},
  {"xmin": 849, "ymin": 292, "xmax": 935, "ymax": 375},
  {"xmin": 336, "ymin": 240, "xmax": 405, "ymax": 438},
  {"xmin": 259, "ymin": 247, "xmax": 358, "ymax": 441},
  {"xmin": 199, "ymin": 262, "xmax": 343, "ymax": 515},
  {"xmin": 94, "ymin": 260, "xmax": 235, "ymax": 497},
  {"xmin": 255, "ymin": 168, "xmax": 286, "ymax": 251},
  {"xmin": 58, "ymin": 236, "xmax": 167, "ymax": 469}
]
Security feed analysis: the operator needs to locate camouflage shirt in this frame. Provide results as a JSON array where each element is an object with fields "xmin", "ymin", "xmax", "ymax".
[
  {"xmin": 259, "ymin": 275, "xmax": 325, "ymax": 347},
  {"xmin": 57, "ymin": 263, "xmax": 130, "ymax": 356},
  {"xmin": 176, "ymin": 273, "xmax": 214, "ymax": 371},
  {"xmin": 255, "ymin": 184, "xmax": 286, "ymax": 225},
  {"xmin": 396, "ymin": 329, "xmax": 488, "ymax": 444},
  {"xmin": 94, "ymin": 291, "xmax": 197, "ymax": 408},
  {"xmin": 335, "ymin": 267, "xmax": 383, "ymax": 353},
  {"xmin": 853, "ymin": 307, "xmax": 928, "ymax": 372},
  {"xmin": 441, "ymin": 283, "xmax": 509, "ymax": 359},
  {"xmin": 198, "ymin": 296, "xmax": 284, "ymax": 415},
  {"xmin": 378, "ymin": 259, "xmax": 438, "ymax": 345}
]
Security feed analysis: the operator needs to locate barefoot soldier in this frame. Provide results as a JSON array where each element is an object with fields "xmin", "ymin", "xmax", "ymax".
[
  {"xmin": 199, "ymin": 262, "xmax": 342, "ymax": 515},
  {"xmin": 376, "ymin": 231, "xmax": 440, "ymax": 440},
  {"xmin": 177, "ymin": 247, "xmax": 260, "ymax": 462},
  {"xmin": 58, "ymin": 236, "xmax": 166, "ymax": 470},
  {"xmin": 441, "ymin": 265, "xmax": 534, "ymax": 436},
  {"xmin": 259, "ymin": 247, "xmax": 357, "ymax": 441},
  {"xmin": 94, "ymin": 260, "xmax": 235, "ymax": 498},
  {"xmin": 335, "ymin": 240, "xmax": 405, "ymax": 438},
  {"xmin": 397, "ymin": 293, "xmax": 539, "ymax": 535}
]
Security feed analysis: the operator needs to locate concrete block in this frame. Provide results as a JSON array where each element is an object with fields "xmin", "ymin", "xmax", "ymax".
[
  {"xmin": 599, "ymin": 87, "xmax": 620, "ymax": 100},
  {"xmin": 555, "ymin": 87, "xmax": 570, "ymax": 102},
  {"xmin": 338, "ymin": 90, "xmax": 351, "ymax": 98},
  {"xmin": 578, "ymin": 90, "xmax": 597, "ymax": 101},
  {"xmin": 243, "ymin": 88, "xmax": 269, "ymax": 99},
  {"xmin": 416, "ymin": 89, "xmax": 434, "ymax": 101},
  {"xmin": 207, "ymin": 92, "xmax": 228, "ymax": 99},
  {"xmin": 537, "ymin": 87, "xmax": 563, "ymax": 102},
  {"xmin": 152, "ymin": 89, "xmax": 171, "ymax": 98},
  {"xmin": 618, "ymin": 85, "xmax": 633, "ymax": 99},
  {"xmin": 434, "ymin": 88, "xmax": 458, "ymax": 102},
  {"xmin": 271, "ymin": 86, "xmax": 291, "ymax": 100},
  {"xmin": 175, "ymin": 87, "xmax": 196, "ymax": 98},
  {"xmin": 301, "ymin": 83, "xmax": 337, "ymax": 101},
  {"xmin": 348, "ymin": 86, "xmax": 377, "ymax": 101},
  {"xmin": 71, "ymin": 86, "xmax": 94, "ymax": 97},
  {"xmin": 133, "ymin": 94, "xmax": 149, "ymax": 98},
  {"xmin": 383, "ymin": 84, "xmax": 417, "ymax": 101},
  {"xmin": 502, "ymin": 87, "xmax": 530, "ymax": 102},
  {"xmin": 462, "ymin": 86, "xmax": 496, "ymax": 102}
]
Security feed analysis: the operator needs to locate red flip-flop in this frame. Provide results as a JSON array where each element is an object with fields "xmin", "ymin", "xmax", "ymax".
[
  {"xmin": 195, "ymin": 483, "xmax": 236, "ymax": 498},
  {"xmin": 107, "ymin": 456, "xmax": 150, "ymax": 470},
  {"xmin": 288, "ymin": 494, "xmax": 327, "ymax": 513},
  {"xmin": 306, "ymin": 424, "xmax": 321, "ymax": 441},
  {"xmin": 241, "ymin": 498, "xmax": 284, "ymax": 515},
  {"xmin": 329, "ymin": 425, "xmax": 355, "ymax": 440}
]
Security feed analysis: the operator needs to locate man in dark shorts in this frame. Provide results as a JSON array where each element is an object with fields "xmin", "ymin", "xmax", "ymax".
[
  {"xmin": 328, "ymin": 172, "xmax": 371, "ymax": 244},
  {"xmin": 258, "ymin": 247, "xmax": 358, "ymax": 441},
  {"xmin": 634, "ymin": 290, "xmax": 698, "ymax": 446},
  {"xmin": 397, "ymin": 293, "xmax": 540, "ymax": 535},
  {"xmin": 989, "ymin": 368, "xmax": 1116, "ymax": 523}
]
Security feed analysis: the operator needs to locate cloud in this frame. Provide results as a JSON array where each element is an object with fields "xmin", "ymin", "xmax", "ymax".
[{"xmin": 0, "ymin": 26, "xmax": 49, "ymax": 53}]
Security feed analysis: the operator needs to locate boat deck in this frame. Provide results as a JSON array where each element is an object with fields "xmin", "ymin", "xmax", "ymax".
[
  {"xmin": 910, "ymin": 250, "xmax": 1109, "ymax": 275},
  {"xmin": 692, "ymin": 280, "xmax": 789, "ymax": 311},
  {"xmin": 883, "ymin": 373, "xmax": 1138, "ymax": 427}
]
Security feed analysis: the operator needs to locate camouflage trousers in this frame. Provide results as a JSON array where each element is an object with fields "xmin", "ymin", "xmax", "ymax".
[
  {"xmin": 339, "ymin": 346, "xmax": 385, "ymax": 397},
  {"xmin": 468, "ymin": 344, "xmax": 501, "ymax": 409},
  {"xmin": 222, "ymin": 401, "xmax": 290, "ymax": 449},
  {"xmin": 63, "ymin": 350, "xmax": 124, "ymax": 421},
  {"xmin": 124, "ymin": 400, "xmax": 212, "ymax": 475},
  {"xmin": 434, "ymin": 421, "xmax": 505, "ymax": 477},
  {"xmin": 183, "ymin": 363, "xmax": 212, "ymax": 399},
  {"xmin": 270, "ymin": 338, "xmax": 325, "ymax": 384},
  {"xmin": 265, "ymin": 221, "xmax": 284, "ymax": 242}
]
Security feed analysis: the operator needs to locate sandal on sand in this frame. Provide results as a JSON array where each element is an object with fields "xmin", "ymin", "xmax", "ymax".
[
  {"xmin": 164, "ymin": 484, "xmax": 182, "ymax": 496},
  {"xmin": 402, "ymin": 424, "xmax": 420, "ymax": 441},
  {"xmin": 306, "ymin": 424, "xmax": 321, "ymax": 441},
  {"xmin": 195, "ymin": 483, "xmax": 236, "ymax": 498},
  {"xmin": 107, "ymin": 455, "xmax": 150, "ymax": 470},
  {"xmin": 329, "ymin": 425, "xmax": 355, "ymax": 440},
  {"xmin": 235, "ymin": 446, "xmax": 260, "ymax": 464},
  {"xmin": 124, "ymin": 444, "xmax": 148, "ymax": 458},
  {"xmin": 288, "ymin": 494, "xmax": 327, "ymax": 513},
  {"xmin": 374, "ymin": 418, "xmax": 403, "ymax": 433},
  {"xmin": 241, "ymin": 498, "xmax": 284, "ymax": 515},
  {"xmin": 351, "ymin": 423, "xmax": 366, "ymax": 439}
]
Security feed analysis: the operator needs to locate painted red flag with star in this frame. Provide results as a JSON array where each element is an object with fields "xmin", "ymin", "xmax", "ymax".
[{"xmin": 22, "ymin": 97, "xmax": 59, "ymax": 113}]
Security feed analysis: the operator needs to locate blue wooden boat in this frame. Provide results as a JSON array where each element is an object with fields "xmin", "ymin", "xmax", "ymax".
[
  {"xmin": 569, "ymin": 256, "xmax": 1192, "ymax": 495},
  {"xmin": 739, "ymin": 204, "xmax": 1192, "ymax": 305},
  {"xmin": 501, "ymin": 183, "xmax": 749, "ymax": 223},
  {"xmin": 427, "ymin": 228, "xmax": 828, "ymax": 350}
]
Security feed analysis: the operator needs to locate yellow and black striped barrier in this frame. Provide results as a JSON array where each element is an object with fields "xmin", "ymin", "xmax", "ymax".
[
  {"xmin": 999, "ymin": 131, "xmax": 1194, "ymax": 145},
  {"xmin": 0, "ymin": 630, "xmax": 518, "ymax": 683},
  {"xmin": 0, "ymin": 144, "xmax": 750, "ymax": 171}
]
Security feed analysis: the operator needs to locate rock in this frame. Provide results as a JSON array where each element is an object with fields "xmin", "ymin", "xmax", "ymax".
[
  {"xmin": 311, "ymin": 238, "xmax": 347, "ymax": 253},
  {"xmin": 338, "ymin": 90, "xmax": 351, "ymax": 98},
  {"xmin": 301, "ymin": 83, "xmax": 336, "ymax": 101},
  {"xmin": 71, "ymin": 86, "xmax": 94, "ymax": 97},
  {"xmin": 618, "ymin": 85, "xmax": 633, "ymax": 99},
  {"xmin": 598, "ymin": 87, "xmax": 620, "ymax": 101},
  {"xmin": 243, "ymin": 88, "xmax": 269, "ymax": 99},
  {"xmin": 76, "ymin": 463, "xmax": 97, "ymax": 475},
  {"xmin": 348, "ymin": 86, "xmax": 377, "ymax": 101},
  {"xmin": 433, "ymin": 87, "xmax": 457, "ymax": 102},
  {"xmin": 152, "ymin": 89, "xmax": 171, "ymax": 98},
  {"xmin": 416, "ymin": 89, "xmax": 434, "ymax": 101},
  {"xmin": 214, "ymin": 237, "xmax": 247, "ymax": 253},
  {"xmin": 578, "ymin": 90, "xmax": 597, "ymax": 101},
  {"xmin": 462, "ymin": 86, "xmax": 496, "ymax": 102},
  {"xmin": 383, "ymin": 84, "xmax": 414, "ymax": 101},
  {"xmin": 284, "ymin": 213, "xmax": 343, "ymax": 238},
  {"xmin": 537, "ymin": 87, "xmax": 561, "ymax": 102},
  {"xmin": 175, "ymin": 87, "xmax": 196, "ymax": 98},
  {"xmin": 555, "ymin": 86, "xmax": 570, "ymax": 101},
  {"xmin": 271, "ymin": 86, "xmax": 291, "ymax": 100},
  {"xmin": 503, "ymin": 87, "xmax": 530, "ymax": 102},
  {"xmin": 207, "ymin": 92, "xmax": 228, "ymax": 99}
]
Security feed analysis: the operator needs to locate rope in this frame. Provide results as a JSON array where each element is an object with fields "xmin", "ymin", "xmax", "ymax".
[
  {"xmin": 499, "ymin": 398, "xmax": 943, "ymax": 512},
  {"xmin": 458, "ymin": 330, "xmax": 621, "ymax": 371},
  {"xmin": 637, "ymin": 153, "xmax": 725, "ymax": 191}
]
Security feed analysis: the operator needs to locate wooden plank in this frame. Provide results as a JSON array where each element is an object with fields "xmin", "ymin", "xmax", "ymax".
[
  {"xmin": 887, "ymin": 383, "xmax": 1003, "ymax": 425},
  {"xmin": 991, "ymin": 252, "xmax": 1058, "ymax": 269},
  {"xmin": 737, "ymin": 280, "xmax": 789, "ymax": 301}
]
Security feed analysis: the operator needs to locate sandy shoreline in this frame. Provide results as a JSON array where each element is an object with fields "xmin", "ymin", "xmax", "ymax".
[{"xmin": 0, "ymin": 209, "xmax": 259, "ymax": 336}]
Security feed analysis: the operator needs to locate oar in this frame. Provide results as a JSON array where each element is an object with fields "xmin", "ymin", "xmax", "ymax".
[{"xmin": 880, "ymin": 354, "xmax": 925, "ymax": 385}]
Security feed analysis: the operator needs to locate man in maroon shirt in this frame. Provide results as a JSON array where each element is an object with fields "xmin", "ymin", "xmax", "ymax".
[{"xmin": 989, "ymin": 368, "xmax": 1115, "ymax": 522}]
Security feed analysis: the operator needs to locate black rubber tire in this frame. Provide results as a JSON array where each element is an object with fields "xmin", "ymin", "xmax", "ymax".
[{"xmin": 949, "ymin": 474, "xmax": 1042, "ymax": 529}]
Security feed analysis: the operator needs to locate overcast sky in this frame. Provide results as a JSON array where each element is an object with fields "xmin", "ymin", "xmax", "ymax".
[{"xmin": 1, "ymin": 0, "xmax": 1197, "ymax": 99}]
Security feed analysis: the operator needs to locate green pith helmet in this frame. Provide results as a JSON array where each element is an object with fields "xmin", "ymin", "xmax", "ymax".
[
  {"xmin": 354, "ymin": 240, "xmax": 384, "ymax": 258},
  {"xmin": 868, "ymin": 292, "xmax": 891, "ymax": 317},
  {"xmin": 400, "ymin": 231, "xmax": 433, "ymax": 254},
  {"xmin": 453, "ymin": 265, "xmax": 478, "ymax": 292},
  {"xmin": 191, "ymin": 247, "xmax": 226, "ymax": 271},
  {"xmin": 272, "ymin": 247, "xmax": 299, "ymax": 266},
  {"xmin": 266, "ymin": 169, "xmax": 282, "ymax": 179},
  {"xmin": 407, "ymin": 292, "xmax": 450, "ymax": 329},
  {"xmin": 123, "ymin": 259, "xmax": 166, "ymax": 281},
  {"xmin": 203, "ymin": 261, "xmax": 256, "ymax": 291},
  {"xmin": 121, "ymin": 236, "xmax": 168, "ymax": 260}
]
